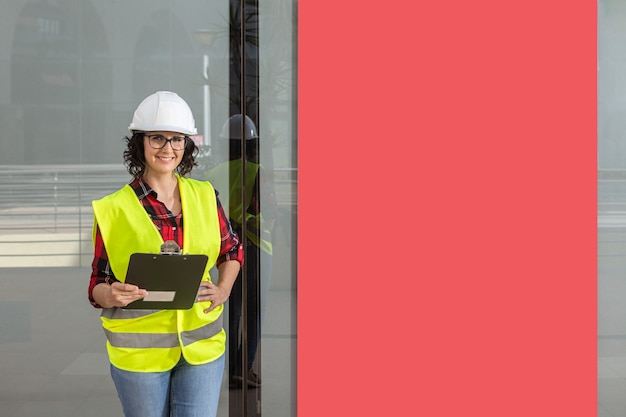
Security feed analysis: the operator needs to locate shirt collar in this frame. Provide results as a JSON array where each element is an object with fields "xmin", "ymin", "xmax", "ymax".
[{"xmin": 130, "ymin": 177, "xmax": 155, "ymax": 201}]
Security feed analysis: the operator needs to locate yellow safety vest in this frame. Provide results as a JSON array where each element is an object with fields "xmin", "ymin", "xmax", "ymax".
[
  {"xmin": 91, "ymin": 175, "xmax": 224, "ymax": 372},
  {"xmin": 206, "ymin": 160, "xmax": 272, "ymax": 255}
]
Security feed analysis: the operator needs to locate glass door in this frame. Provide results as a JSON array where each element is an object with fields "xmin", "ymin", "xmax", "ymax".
[{"xmin": 0, "ymin": 1, "xmax": 296, "ymax": 416}]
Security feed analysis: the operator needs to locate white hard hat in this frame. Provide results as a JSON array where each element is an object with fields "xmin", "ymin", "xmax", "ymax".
[
  {"xmin": 128, "ymin": 91, "xmax": 198, "ymax": 135},
  {"xmin": 219, "ymin": 114, "xmax": 258, "ymax": 140}
]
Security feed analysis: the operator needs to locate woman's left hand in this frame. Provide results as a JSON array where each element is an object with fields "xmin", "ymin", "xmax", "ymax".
[{"xmin": 197, "ymin": 281, "xmax": 230, "ymax": 313}]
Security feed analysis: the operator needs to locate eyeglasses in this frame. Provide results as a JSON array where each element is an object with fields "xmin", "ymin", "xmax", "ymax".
[{"xmin": 145, "ymin": 134, "xmax": 188, "ymax": 150}]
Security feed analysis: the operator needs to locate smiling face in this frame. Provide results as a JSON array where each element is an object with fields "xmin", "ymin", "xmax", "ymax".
[{"xmin": 142, "ymin": 131, "xmax": 185, "ymax": 176}]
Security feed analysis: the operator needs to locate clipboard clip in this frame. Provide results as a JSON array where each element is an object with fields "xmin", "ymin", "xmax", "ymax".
[{"xmin": 160, "ymin": 240, "xmax": 181, "ymax": 255}]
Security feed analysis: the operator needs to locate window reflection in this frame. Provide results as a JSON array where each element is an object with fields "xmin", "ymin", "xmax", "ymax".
[{"xmin": 0, "ymin": 1, "xmax": 296, "ymax": 416}]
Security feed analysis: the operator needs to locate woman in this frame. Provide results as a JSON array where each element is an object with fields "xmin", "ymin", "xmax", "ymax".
[{"xmin": 88, "ymin": 91, "xmax": 243, "ymax": 417}]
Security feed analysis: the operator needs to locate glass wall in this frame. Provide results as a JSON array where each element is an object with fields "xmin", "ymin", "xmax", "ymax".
[
  {"xmin": 599, "ymin": 1, "xmax": 626, "ymax": 416},
  {"xmin": 0, "ymin": 1, "xmax": 296, "ymax": 416}
]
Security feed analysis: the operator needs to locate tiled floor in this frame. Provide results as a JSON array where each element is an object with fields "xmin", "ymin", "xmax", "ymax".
[
  {"xmin": 0, "ymin": 267, "xmax": 296, "ymax": 417},
  {"xmin": 599, "ymin": 225, "xmax": 626, "ymax": 416}
]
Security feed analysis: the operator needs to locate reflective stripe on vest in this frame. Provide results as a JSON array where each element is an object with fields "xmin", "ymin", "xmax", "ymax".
[
  {"xmin": 101, "ymin": 308, "xmax": 158, "ymax": 319},
  {"xmin": 103, "ymin": 311, "xmax": 223, "ymax": 348}
]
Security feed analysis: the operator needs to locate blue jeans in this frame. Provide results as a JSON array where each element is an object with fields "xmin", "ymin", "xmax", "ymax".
[{"xmin": 110, "ymin": 353, "xmax": 225, "ymax": 417}]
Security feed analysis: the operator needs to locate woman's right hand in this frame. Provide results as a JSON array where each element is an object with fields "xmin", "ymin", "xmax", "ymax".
[{"xmin": 107, "ymin": 282, "xmax": 148, "ymax": 307}]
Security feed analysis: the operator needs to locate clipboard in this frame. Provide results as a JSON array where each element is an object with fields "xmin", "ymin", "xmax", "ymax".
[{"xmin": 123, "ymin": 252, "xmax": 209, "ymax": 310}]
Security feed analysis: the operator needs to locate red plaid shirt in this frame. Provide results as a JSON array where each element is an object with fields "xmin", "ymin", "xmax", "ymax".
[{"xmin": 88, "ymin": 177, "xmax": 243, "ymax": 307}]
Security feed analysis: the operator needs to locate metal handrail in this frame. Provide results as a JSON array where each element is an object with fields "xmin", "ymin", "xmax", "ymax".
[
  {"xmin": 0, "ymin": 164, "xmax": 297, "ymax": 236},
  {"xmin": 1, "ymin": 163, "xmax": 295, "ymax": 269}
]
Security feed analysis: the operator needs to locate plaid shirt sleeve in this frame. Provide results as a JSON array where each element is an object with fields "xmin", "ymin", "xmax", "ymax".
[{"xmin": 88, "ymin": 225, "xmax": 117, "ymax": 307}]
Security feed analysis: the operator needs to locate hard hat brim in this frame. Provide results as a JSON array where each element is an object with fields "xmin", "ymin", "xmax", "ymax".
[{"xmin": 129, "ymin": 123, "xmax": 198, "ymax": 135}]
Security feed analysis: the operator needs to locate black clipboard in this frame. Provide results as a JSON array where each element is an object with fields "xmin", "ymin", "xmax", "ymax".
[{"xmin": 123, "ymin": 252, "xmax": 209, "ymax": 310}]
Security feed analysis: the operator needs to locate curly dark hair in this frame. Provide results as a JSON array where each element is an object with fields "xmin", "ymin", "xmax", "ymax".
[{"xmin": 123, "ymin": 132, "xmax": 199, "ymax": 178}]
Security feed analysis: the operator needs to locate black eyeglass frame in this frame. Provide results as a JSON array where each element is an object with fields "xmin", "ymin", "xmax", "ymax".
[{"xmin": 143, "ymin": 133, "xmax": 189, "ymax": 150}]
